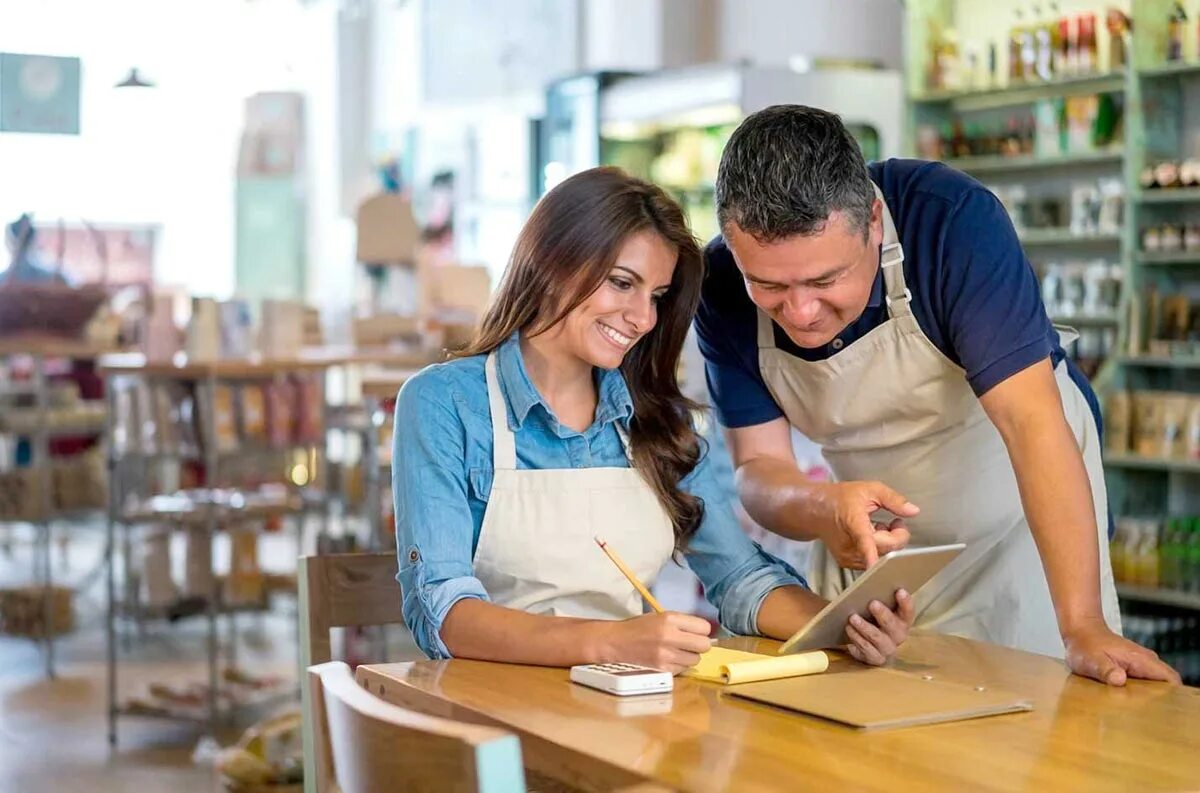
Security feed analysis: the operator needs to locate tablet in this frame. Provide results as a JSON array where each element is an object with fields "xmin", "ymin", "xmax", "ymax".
[{"xmin": 777, "ymin": 544, "xmax": 966, "ymax": 655}]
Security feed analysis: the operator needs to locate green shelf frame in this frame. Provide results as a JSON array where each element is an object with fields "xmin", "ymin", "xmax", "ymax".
[
  {"xmin": 1048, "ymin": 314, "xmax": 1120, "ymax": 327},
  {"xmin": 941, "ymin": 149, "xmax": 1124, "ymax": 175},
  {"xmin": 1115, "ymin": 355, "xmax": 1200, "ymax": 369},
  {"xmin": 1134, "ymin": 252, "xmax": 1200, "ymax": 266},
  {"xmin": 1115, "ymin": 583, "xmax": 1200, "ymax": 610},
  {"xmin": 1138, "ymin": 61, "xmax": 1200, "ymax": 79},
  {"xmin": 1136, "ymin": 188, "xmax": 1200, "ymax": 204},
  {"xmin": 1018, "ymin": 228, "xmax": 1121, "ymax": 246},
  {"xmin": 910, "ymin": 72, "xmax": 1126, "ymax": 111},
  {"xmin": 1104, "ymin": 454, "xmax": 1200, "ymax": 474}
]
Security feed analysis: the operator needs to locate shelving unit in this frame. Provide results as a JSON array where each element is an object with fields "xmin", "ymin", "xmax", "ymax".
[
  {"xmin": 905, "ymin": 1, "xmax": 1200, "ymax": 661},
  {"xmin": 0, "ymin": 336, "xmax": 120, "ymax": 677},
  {"xmin": 99, "ymin": 352, "xmax": 339, "ymax": 745}
]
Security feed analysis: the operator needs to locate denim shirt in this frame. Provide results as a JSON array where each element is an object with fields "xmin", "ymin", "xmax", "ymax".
[{"xmin": 392, "ymin": 332, "xmax": 807, "ymax": 659}]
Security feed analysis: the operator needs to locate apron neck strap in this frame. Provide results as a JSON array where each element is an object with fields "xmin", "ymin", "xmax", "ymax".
[
  {"xmin": 485, "ymin": 353, "xmax": 517, "ymax": 470},
  {"xmin": 873, "ymin": 183, "xmax": 912, "ymax": 319}
]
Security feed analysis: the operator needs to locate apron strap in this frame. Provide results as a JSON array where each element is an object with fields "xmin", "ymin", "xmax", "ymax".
[
  {"xmin": 756, "ymin": 308, "xmax": 778, "ymax": 351},
  {"xmin": 873, "ymin": 183, "xmax": 913, "ymax": 320},
  {"xmin": 485, "ymin": 353, "xmax": 517, "ymax": 470}
]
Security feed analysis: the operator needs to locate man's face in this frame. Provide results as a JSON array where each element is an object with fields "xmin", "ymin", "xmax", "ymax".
[{"xmin": 725, "ymin": 202, "xmax": 883, "ymax": 349}]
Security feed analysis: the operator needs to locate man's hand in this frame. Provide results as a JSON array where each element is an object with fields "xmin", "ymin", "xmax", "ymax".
[
  {"xmin": 815, "ymin": 481, "xmax": 919, "ymax": 569},
  {"xmin": 1064, "ymin": 618, "xmax": 1181, "ymax": 686}
]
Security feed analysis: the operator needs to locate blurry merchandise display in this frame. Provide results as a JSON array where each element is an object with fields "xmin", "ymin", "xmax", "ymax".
[
  {"xmin": 923, "ymin": 5, "xmax": 1126, "ymax": 94},
  {"xmin": 1105, "ymin": 388, "xmax": 1200, "ymax": 460},
  {"xmin": 1112, "ymin": 515, "xmax": 1200, "ymax": 594},
  {"xmin": 1123, "ymin": 286, "xmax": 1200, "ymax": 358},
  {"xmin": 1139, "ymin": 156, "xmax": 1200, "ymax": 191},
  {"xmin": 915, "ymin": 92, "xmax": 1123, "ymax": 161},
  {"xmin": 989, "ymin": 177, "xmax": 1124, "ymax": 235}
]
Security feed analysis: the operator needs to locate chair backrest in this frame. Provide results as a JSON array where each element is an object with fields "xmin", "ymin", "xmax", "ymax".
[
  {"xmin": 308, "ymin": 661, "xmax": 526, "ymax": 793},
  {"xmin": 300, "ymin": 552, "xmax": 404, "ymax": 793},
  {"xmin": 298, "ymin": 552, "xmax": 403, "ymax": 669}
]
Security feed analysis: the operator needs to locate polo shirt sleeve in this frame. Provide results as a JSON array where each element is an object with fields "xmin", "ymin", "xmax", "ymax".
[
  {"xmin": 938, "ymin": 187, "xmax": 1055, "ymax": 396},
  {"xmin": 695, "ymin": 241, "xmax": 785, "ymax": 429}
]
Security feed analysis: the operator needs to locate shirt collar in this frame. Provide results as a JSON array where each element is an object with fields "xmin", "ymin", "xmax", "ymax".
[{"xmin": 496, "ymin": 331, "xmax": 634, "ymax": 432}]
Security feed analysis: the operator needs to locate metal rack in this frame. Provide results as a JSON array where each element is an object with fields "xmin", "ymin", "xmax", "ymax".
[
  {"xmin": 0, "ymin": 336, "xmax": 116, "ymax": 677},
  {"xmin": 100, "ymin": 353, "xmax": 335, "ymax": 744}
]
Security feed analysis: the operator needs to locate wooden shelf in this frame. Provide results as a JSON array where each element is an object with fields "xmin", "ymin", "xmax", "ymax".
[
  {"xmin": 1116, "ymin": 583, "xmax": 1200, "ymax": 611},
  {"xmin": 1018, "ymin": 228, "xmax": 1121, "ymax": 246},
  {"xmin": 1138, "ymin": 61, "xmax": 1200, "ymax": 79},
  {"xmin": 911, "ymin": 72, "xmax": 1125, "ymax": 111},
  {"xmin": 1136, "ymin": 188, "xmax": 1200, "ymax": 205},
  {"xmin": 942, "ymin": 149, "xmax": 1123, "ymax": 174},
  {"xmin": 0, "ymin": 335, "xmax": 127, "ymax": 360},
  {"xmin": 1104, "ymin": 454, "xmax": 1200, "ymax": 474}
]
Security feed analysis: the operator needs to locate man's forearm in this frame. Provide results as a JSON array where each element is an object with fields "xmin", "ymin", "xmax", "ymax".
[
  {"xmin": 734, "ymin": 456, "xmax": 831, "ymax": 542},
  {"xmin": 754, "ymin": 584, "xmax": 829, "ymax": 639}
]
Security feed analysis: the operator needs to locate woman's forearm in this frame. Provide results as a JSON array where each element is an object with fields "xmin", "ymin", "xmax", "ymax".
[
  {"xmin": 440, "ymin": 598, "xmax": 612, "ymax": 666},
  {"xmin": 753, "ymin": 585, "xmax": 830, "ymax": 640}
]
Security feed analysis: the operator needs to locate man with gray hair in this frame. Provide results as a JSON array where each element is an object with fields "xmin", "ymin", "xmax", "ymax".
[{"xmin": 695, "ymin": 104, "xmax": 1177, "ymax": 686}]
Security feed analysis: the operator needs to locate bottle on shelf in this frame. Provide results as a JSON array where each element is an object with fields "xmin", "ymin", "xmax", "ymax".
[
  {"xmin": 1011, "ymin": 8, "xmax": 1028, "ymax": 84},
  {"xmin": 1034, "ymin": 4, "xmax": 1055, "ymax": 81},
  {"xmin": 1020, "ymin": 8, "xmax": 1039, "ymax": 81},
  {"xmin": 1168, "ymin": 2, "xmax": 1188, "ymax": 63},
  {"xmin": 1106, "ymin": 8, "xmax": 1130, "ymax": 72},
  {"xmin": 1077, "ymin": 12, "xmax": 1098, "ymax": 74}
]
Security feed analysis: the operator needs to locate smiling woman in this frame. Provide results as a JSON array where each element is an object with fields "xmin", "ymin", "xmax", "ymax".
[{"xmin": 390, "ymin": 166, "xmax": 916, "ymax": 675}]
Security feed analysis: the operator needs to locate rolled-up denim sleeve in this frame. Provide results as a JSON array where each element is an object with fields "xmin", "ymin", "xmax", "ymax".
[
  {"xmin": 392, "ymin": 369, "xmax": 490, "ymax": 659},
  {"xmin": 682, "ymin": 428, "xmax": 807, "ymax": 636}
]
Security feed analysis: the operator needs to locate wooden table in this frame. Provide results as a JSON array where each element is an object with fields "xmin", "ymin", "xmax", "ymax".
[{"xmin": 357, "ymin": 633, "xmax": 1200, "ymax": 792}]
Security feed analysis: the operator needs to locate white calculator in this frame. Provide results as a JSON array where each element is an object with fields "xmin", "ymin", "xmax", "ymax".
[{"xmin": 569, "ymin": 663, "xmax": 674, "ymax": 696}]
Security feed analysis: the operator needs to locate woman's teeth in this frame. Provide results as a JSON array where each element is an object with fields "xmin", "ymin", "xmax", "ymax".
[{"xmin": 599, "ymin": 323, "xmax": 632, "ymax": 347}]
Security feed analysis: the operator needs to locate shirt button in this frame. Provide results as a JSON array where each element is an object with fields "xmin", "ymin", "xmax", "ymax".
[
  {"xmin": 831, "ymin": 338, "xmax": 845, "ymax": 351},
  {"xmin": 408, "ymin": 549, "xmax": 420, "ymax": 563}
]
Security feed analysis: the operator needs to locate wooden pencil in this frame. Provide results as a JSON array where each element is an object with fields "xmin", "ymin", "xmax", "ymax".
[{"xmin": 594, "ymin": 536, "xmax": 665, "ymax": 614}]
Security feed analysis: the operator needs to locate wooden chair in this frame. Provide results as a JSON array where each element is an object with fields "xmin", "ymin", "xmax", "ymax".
[
  {"xmin": 308, "ymin": 661, "xmax": 526, "ymax": 793},
  {"xmin": 300, "ymin": 552, "xmax": 404, "ymax": 793}
]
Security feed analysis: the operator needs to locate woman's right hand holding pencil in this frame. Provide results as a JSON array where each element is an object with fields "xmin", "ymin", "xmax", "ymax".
[{"xmin": 589, "ymin": 612, "xmax": 714, "ymax": 675}]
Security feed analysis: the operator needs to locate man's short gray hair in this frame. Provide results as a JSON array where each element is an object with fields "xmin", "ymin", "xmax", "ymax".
[{"xmin": 715, "ymin": 105, "xmax": 876, "ymax": 242}]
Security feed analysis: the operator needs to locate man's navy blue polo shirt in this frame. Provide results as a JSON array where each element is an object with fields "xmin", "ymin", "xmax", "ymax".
[{"xmin": 695, "ymin": 158, "xmax": 1103, "ymax": 437}]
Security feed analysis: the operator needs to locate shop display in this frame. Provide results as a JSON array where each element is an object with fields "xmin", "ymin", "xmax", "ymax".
[
  {"xmin": 1140, "ymin": 158, "xmax": 1200, "ymax": 190},
  {"xmin": 1123, "ymin": 614, "xmax": 1200, "ymax": 686},
  {"xmin": 925, "ymin": 5, "xmax": 1120, "ymax": 93},
  {"xmin": 990, "ymin": 177, "xmax": 1123, "ymax": 235},
  {"xmin": 915, "ymin": 92, "xmax": 1123, "ymax": 161},
  {"xmin": 0, "ymin": 585, "xmax": 73, "ymax": 637},
  {"xmin": 1125, "ymin": 288, "xmax": 1200, "ymax": 357},
  {"xmin": 1112, "ymin": 516, "xmax": 1200, "ymax": 595},
  {"xmin": 1104, "ymin": 389, "xmax": 1200, "ymax": 459}
]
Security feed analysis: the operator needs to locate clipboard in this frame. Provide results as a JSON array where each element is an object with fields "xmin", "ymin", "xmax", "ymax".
[{"xmin": 726, "ymin": 667, "xmax": 1032, "ymax": 731}]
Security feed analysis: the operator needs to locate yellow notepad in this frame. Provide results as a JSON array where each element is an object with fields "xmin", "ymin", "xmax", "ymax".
[{"xmin": 684, "ymin": 647, "xmax": 829, "ymax": 685}]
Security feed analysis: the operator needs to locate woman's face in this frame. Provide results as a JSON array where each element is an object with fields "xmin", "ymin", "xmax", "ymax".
[{"xmin": 552, "ymin": 229, "xmax": 678, "ymax": 370}]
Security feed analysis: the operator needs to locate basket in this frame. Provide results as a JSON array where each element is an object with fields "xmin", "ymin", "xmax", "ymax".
[
  {"xmin": 0, "ymin": 585, "xmax": 74, "ymax": 637},
  {"xmin": 0, "ymin": 281, "xmax": 108, "ymax": 338}
]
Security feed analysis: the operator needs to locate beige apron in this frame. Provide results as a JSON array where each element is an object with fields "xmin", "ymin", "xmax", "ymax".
[
  {"xmin": 472, "ymin": 353, "xmax": 676, "ymax": 619},
  {"xmin": 755, "ymin": 188, "xmax": 1120, "ymax": 657}
]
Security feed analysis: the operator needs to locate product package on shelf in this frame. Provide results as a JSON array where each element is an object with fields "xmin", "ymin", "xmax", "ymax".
[
  {"xmin": 0, "ymin": 467, "xmax": 45, "ymax": 521},
  {"xmin": 0, "ymin": 585, "xmax": 74, "ymax": 637},
  {"xmin": 51, "ymin": 449, "xmax": 106, "ymax": 511},
  {"xmin": 264, "ymin": 379, "xmax": 296, "ymax": 448},
  {"xmin": 293, "ymin": 375, "xmax": 322, "ymax": 445},
  {"xmin": 140, "ymin": 528, "xmax": 178, "ymax": 610},
  {"xmin": 1106, "ymin": 389, "xmax": 1200, "ymax": 460},
  {"xmin": 237, "ymin": 384, "xmax": 268, "ymax": 444},
  {"xmin": 1126, "ymin": 287, "xmax": 1200, "ymax": 359},
  {"xmin": 225, "ymin": 527, "xmax": 263, "ymax": 607},
  {"xmin": 184, "ymin": 525, "xmax": 215, "ymax": 599},
  {"xmin": 208, "ymin": 385, "xmax": 241, "ymax": 454}
]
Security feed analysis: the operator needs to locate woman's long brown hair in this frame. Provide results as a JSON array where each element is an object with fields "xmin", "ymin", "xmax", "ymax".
[{"xmin": 458, "ymin": 167, "xmax": 706, "ymax": 548}]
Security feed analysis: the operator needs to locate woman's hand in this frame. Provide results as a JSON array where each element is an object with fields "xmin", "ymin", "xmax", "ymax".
[
  {"xmin": 844, "ymin": 589, "xmax": 915, "ymax": 666},
  {"xmin": 593, "ymin": 612, "xmax": 714, "ymax": 675}
]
